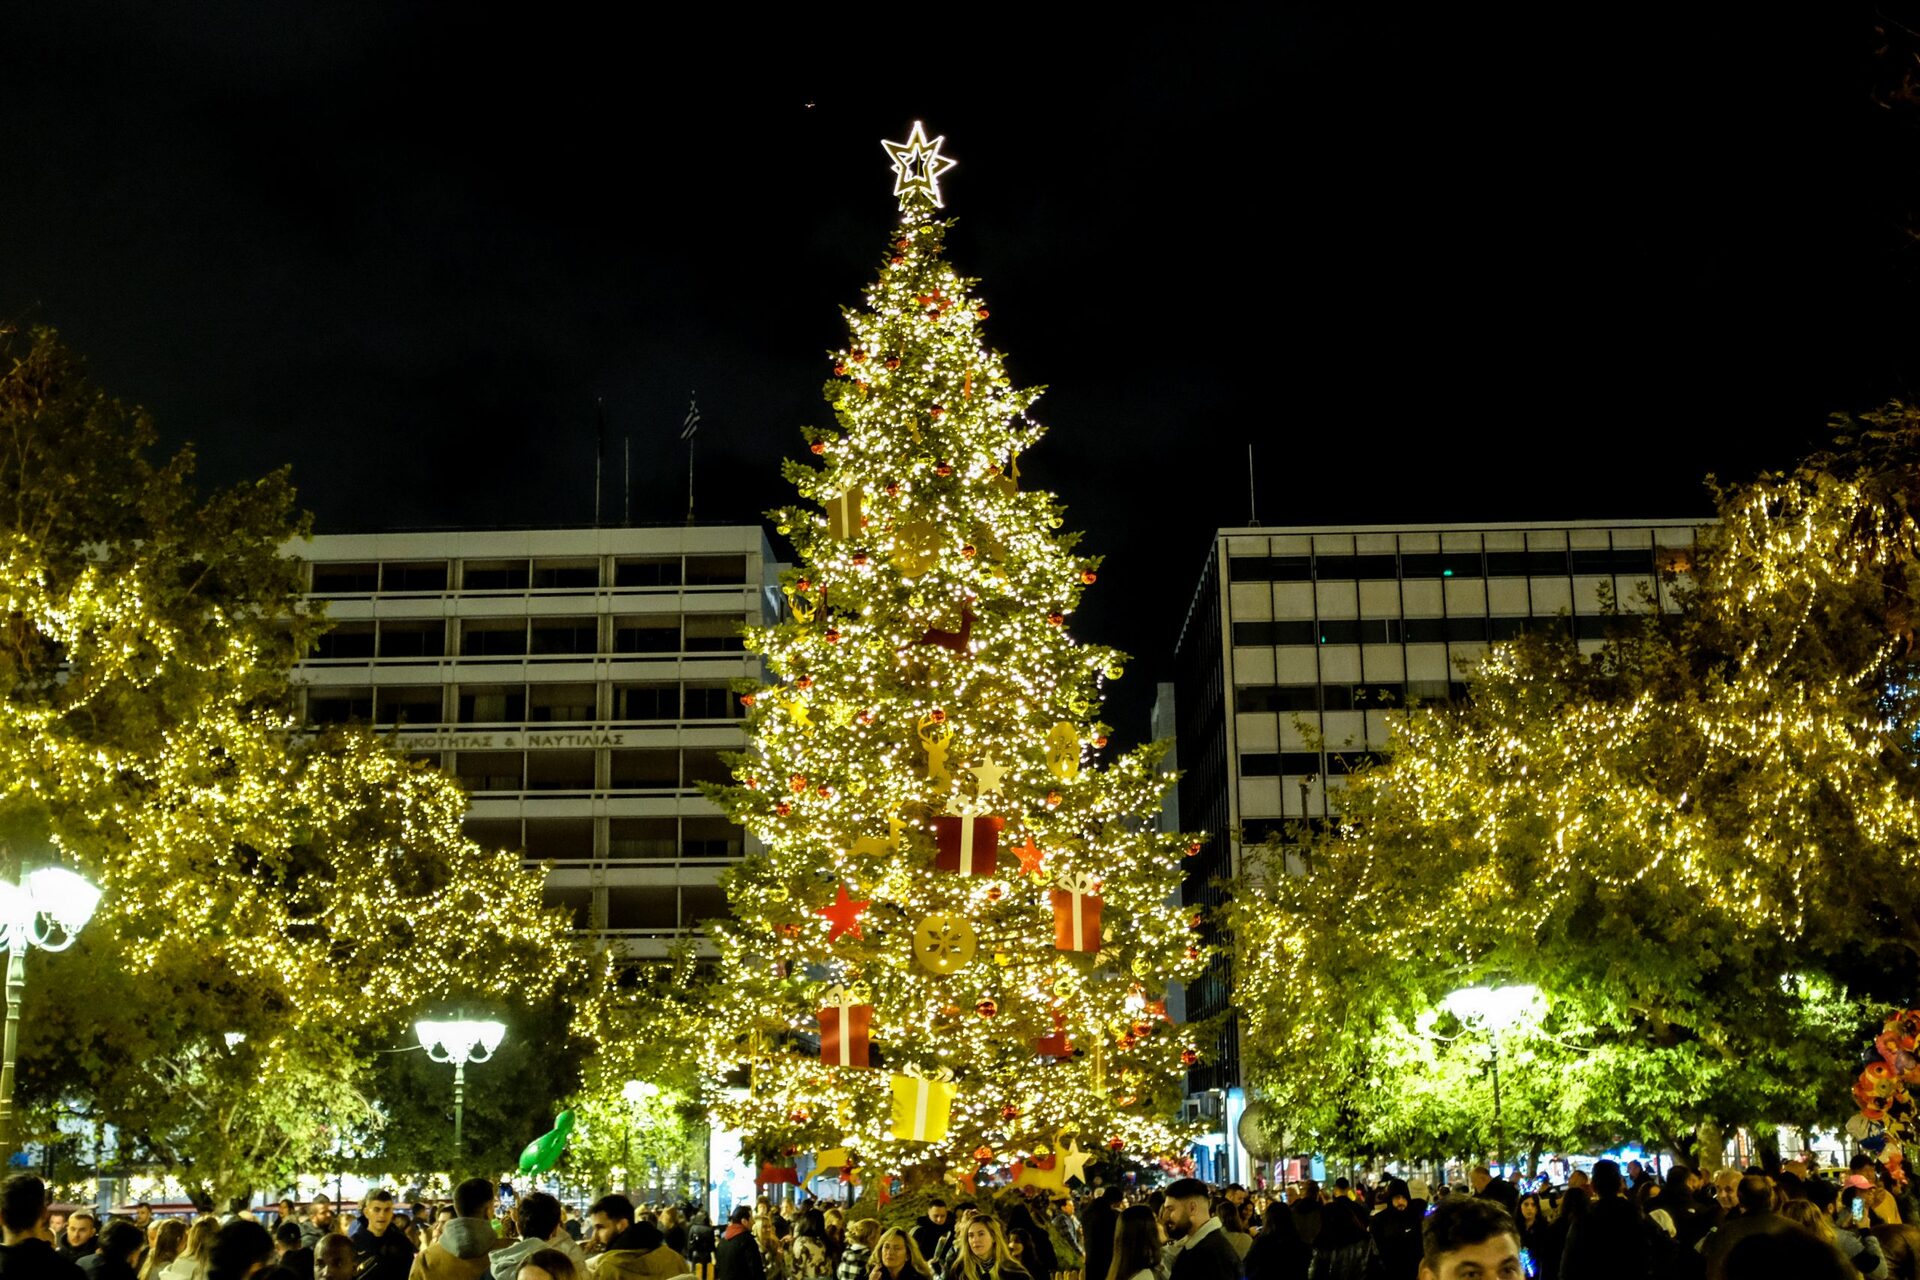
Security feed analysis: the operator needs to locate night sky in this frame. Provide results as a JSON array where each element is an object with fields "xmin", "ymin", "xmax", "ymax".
[{"xmin": 7, "ymin": 9, "xmax": 1919, "ymax": 744}]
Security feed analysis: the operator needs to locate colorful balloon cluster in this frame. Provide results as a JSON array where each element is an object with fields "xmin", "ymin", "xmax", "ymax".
[{"xmin": 1849, "ymin": 1010, "xmax": 1920, "ymax": 1185}]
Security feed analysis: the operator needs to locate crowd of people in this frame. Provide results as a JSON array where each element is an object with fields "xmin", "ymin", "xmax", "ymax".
[{"xmin": 0, "ymin": 1149, "xmax": 1912, "ymax": 1280}]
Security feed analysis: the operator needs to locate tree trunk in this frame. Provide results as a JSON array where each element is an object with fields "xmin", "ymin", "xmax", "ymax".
[{"xmin": 1695, "ymin": 1121, "xmax": 1726, "ymax": 1172}]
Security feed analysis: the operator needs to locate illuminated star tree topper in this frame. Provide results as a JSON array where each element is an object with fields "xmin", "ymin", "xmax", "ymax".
[{"xmin": 882, "ymin": 120, "xmax": 958, "ymax": 209}]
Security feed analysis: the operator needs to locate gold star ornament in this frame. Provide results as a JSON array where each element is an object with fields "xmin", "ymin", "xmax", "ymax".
[{"xmin": 883, "ymin": 121, "xmax": 958, "ymax": 208}]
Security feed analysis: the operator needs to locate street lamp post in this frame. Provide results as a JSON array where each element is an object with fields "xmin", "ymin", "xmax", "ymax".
[
  {"xmin": 416, "ymin": 1018, "xmax": 506, "ymax": 1160},
  {"xmin": 0, "ymin": 867, "xmax": 101, "ymax": 1155},
  {"xmin": 1441, "ymin": 985, "xmax": 1543, "ymax": 1175}
]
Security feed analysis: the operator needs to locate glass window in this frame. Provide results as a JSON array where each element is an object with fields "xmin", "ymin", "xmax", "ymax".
[
  {"xmin": 1401, "ymin": 552, "xmax": 1484, "ymax": 579},
  {"xmin": 605, "ymin": 886, "xmax": 679, "ymax": 930},
  {"xmin": 1312, "ymin": 554, "xmax": 1397, "ymax": 579},
  {"xmin": 460, "ymin": 619, "xmax": 527, "ymax": 656},
  {"xmin": 453, "ymin": 751, "xmax": 523, "ymax": 792},
  {"xmin": 684, "ymin": 682, "xmax": 741, "ymax": 720},
  {"xmin": 1232, "ymin": 621, "xmax": 1315, "ymax": 646},
  {"xmin": 1352, "ymin": 682, "xmax": 1404, "ymax": 707},
  {"xmin": 1327, "ymin": 750, "xmax": 1386, "ymax": 775},
  {"xmin": 1485, "ymin": 549, "xmax": 1569, "ymax": 577},
  {"xmin": 463, "ymin": 559, "xmax": 530, "ymax": 590},
  {"xmin": 682, "ymin": 747, "xmax": 731, "ymax": 787},
  {"xmin": 307, "ymin": 687, "xmax": 373, "ymax": 724},
  {"xmin": 1445, "ymin": 617, "xmax": 1489, "ymax": 642},
  {"xmin": 525, "ymin": 750, "xmax": 596, "ymax": 791},
  {"xmin": 681, "ymin": 885, "xmax": 731, "ymax": 926},
  {"xmin": 684, "ymin": 555, "xmax": 748, "ymax": 585},
  {"xmin": 613, "ymin": 683, "xmax": 679, "ymax": 720},
  {"xmin": 532, "ymin": 559, "xmax": 600, "ymax": 589},
  {"xmin": 381, "ymin": 562, "xmax": 448, "ymax": 592},
  {"xmin": 1280, "ymin": 751, "xmax": 1323, "ymax": 775},
  {"xmin": 457, "ymin": 685, "xmax": 526, "ymax": 723},
  {"xmin": 523, "ymin": 817, "xmax": 595, "ymax": 861},
  {"xmin": 1321, "ymin": 685, "xmax": 1352, "ymax": 711},
  {"xmin": 375, "ymin": 686, "xmax": 443, "ymax": 726},
  {"xmin": 1233, "ymin": 686, "xmax": 1318, "ymax": 713},
  {"xmin": 311, "ymin": 622, "xmax": 375, "ymax": 660},
  {"xmin": 378, "ymin": 620, "xmax": 446, "ymax": 658},
  {"xmin": 610, "ymin": 749, "xmax": 681, "ymax": 789},
  {"xmin": 1239, "ymin": 753, "xmax": 1281, "ymax": 776},
  {"xmin": 608, "ymin": 817, "xmax": 679, "ymax": 860},
  {"xmin": 682, "ymin": 816, "xmax": 744, "ymax": 860},
  {"xmin": 1316, "ymin": 620, "xmax": 1364, "ymax": 645},
  {"xmin": 614, "ymin": 556, "xmax": 682, "ymax": 588},
  {"xmin": 529, "ymin": 617, "xmax": 598, "ymax": 655},
  {"xmin": 528, "ymin": 683, "xmax": 596, "ymax": 722},
  {"xmin": 462, "ymin": 817, "xmax": 522, "ymax": 852},
  {"xmin": 541, "ymin": 883, "xmax": 595, "ymax": 930},
  {"xmin": 613, "ymin": 617, "xmax": 680, "ymax": 653},
  {"xmin": 684, "ymin": 614, "xmax": 744, "ymax": 652},
  {"xmin": 311, "ymin": 562, "xmax": 379, "ymax": 594}
]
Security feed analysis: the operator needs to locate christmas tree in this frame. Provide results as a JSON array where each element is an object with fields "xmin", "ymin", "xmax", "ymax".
[{"xmin": 703, "ymin": 124, "xmax": 1203, "ymax": 1190}]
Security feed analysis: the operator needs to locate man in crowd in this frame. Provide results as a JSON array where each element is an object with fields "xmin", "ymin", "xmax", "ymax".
[
  {"xmin": 131, "ymin": 1211, "xmax": 151, "ymax": 1236},
  {"xmin": 77, "ymin": 1223, "xmax": 144, "ymax": 1280},
  {"xmin": 55, "ymin": 1214, "xmax": 96, "ymax": 1264},
  {"xmin": 1161, "ymin": 1178, "xmax": 1239, "ymax": 1280},
  {"xmin": 409, "ymin": 1179, "xmax": 498, "ymax": 1280},
  {"xmin": 910, "ymin": 1201, "xmax": 950, "ymax": 1270},
  {"xmin": 315, "ymin": 1236, "xmax": 358, "ymax": 1280},
  {"xmin": 489, "ymin": 1193, "xmax": 583, "ymax": 1280},
  {"xmin": 1561, "ymin": 1159, "xmax": 1664, "ymax": 1279},
  {"xmin": 1467, "ymin": 1167, "xmax": 1520, "ymax": 1219},
  {"xmin": 583, "ymin": 1195, "xmax": 682, "ymax": 1277},
  {"xmin": 271, "ymin": 1221, "xmax": 314, "ymax": 1280},
  {"xmin": 300, "ymin": 1199, "xmax": 335, "ymax": 1253},
  {"xmin": 351, "ymin": 1191, "xmax": 417, "ymax": 1280},
  {"xmin": 1417, "ymin": 1198, "xmax": 1523, "ymax": 1280},
  {"xmin": 713, "ymin": 1207, "xmax": 760, "ymax": 1280},
  {"xmin": 0, "ymin": 1176, "xmax": 85, "ymax": 1280}
]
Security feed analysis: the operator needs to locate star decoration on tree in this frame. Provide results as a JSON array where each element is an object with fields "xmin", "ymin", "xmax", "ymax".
[
  {"xmin": 1059, "ymin": 1136, "xmax": 1093, "ymax": 1185},
  {"xmin": 1011, "ymin": 834, "xmax": 1044, "ymax": 877},
  {"xmin": 882, "ymin": 121, "xmax": 958, "ymax": 208},
  {"xmin": 970, "ymin": 756, "xmax": 1008, "ymax": 796},
  {"xmin": 818, "ymin": 883, "xmax": 870, "ymax": 943}
]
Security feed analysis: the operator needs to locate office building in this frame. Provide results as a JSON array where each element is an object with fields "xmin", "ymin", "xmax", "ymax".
[
  {"xmin": 1170, "ymin": 518, "xmax": 1703, "ymax": 1097},
  {"xmin": 290, "ymin": 525, "xmax": 781, "ymax": 956}
]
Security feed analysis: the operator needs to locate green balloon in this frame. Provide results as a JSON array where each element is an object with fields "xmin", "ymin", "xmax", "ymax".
[{"xmin": 517, "ymin": 1109, "xmax": 576, "ymax": 1175}]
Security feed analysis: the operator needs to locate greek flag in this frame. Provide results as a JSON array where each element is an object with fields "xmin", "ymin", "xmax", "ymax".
[{"xmin": 681, "ymin": 399, "xmax": 701, "ymax": 441}]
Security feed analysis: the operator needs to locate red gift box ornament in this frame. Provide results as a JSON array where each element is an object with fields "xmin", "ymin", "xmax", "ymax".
[
  {"xmin": 817, "ymin": 983, "xmax": 874, "ymax": 1069},
  {"xmin": 1052, "ymin": 870, "xmax": 1104, "ymax": 952},
  {"xmin": 933, "ymin": 796, "xmax": 1004, "ymax": 876},
  {"xmin": 758, "ymin": 1160, "xmax": 799, "ymax": 1185},
  {"xmin": 1035, "ymin": 1010, "xmax": 1073, "ymax": 1058}
]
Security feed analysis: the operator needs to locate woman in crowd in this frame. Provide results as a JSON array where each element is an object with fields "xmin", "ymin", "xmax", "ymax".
[
  {"xmin": 160, "ymin": 1219, "xmax": 220, "ymax": 1280},
  {"xmin": 1215, "ymin": 1201, "xmax": 1252, "ymax": 1261},
  {"xmin": 790, "ymin": 1213, "xmax": 833, "ymax": 1280},
  {"xmin": 516, "ymin": 1252, "xmax": 581, "ymax": 1280},
  {"xmin": 757, "ymin": 1219, "xmax": 792, "ymax": 1280},
  {"xmin": 1243, "ymin": 1197, "xmax": 1309, "ymax": 1280},
  {"xmin": 1104, "ymin": 1207, "xmax": 1160, "ymax": 1280},
  {"xmin": 142, "ymin": 1221, "xmax": 189, "ymax": 1280},
  {"xmin": 953, "ymin": 1216, "xmax": 1029, "ymax": 1280},
  {"xmin": 868, "ymin": 1229, "xmax": 932, "ymax": 1280},
  {"xmin": 836, "ymin": 1221, "xmax": 878, "ymax": 1280}
]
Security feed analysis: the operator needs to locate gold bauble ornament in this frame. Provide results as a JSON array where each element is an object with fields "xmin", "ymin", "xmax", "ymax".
[{"xmin": 914, "ymin": 913, "xmax": 977, "ymax": 975}]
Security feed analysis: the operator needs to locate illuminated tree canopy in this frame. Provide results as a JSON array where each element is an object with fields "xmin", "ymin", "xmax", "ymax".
[{"xmin": 1231, "ymin": 409, "xmax": 1920, "ymax": 1160}]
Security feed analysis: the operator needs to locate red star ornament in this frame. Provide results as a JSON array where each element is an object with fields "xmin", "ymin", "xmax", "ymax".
[
  {"xmin": 819, "ymin": 883, "xmax": 870, "ymax": 943},
  {"xmin": 1012, "ymin": 834, "xmax": 1044, "ymax": 877}
]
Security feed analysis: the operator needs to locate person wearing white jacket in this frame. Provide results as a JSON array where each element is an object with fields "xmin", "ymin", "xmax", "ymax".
[{"xmin": 490, "ymin": 1196, "xmax": 586, "ymax": 1280}]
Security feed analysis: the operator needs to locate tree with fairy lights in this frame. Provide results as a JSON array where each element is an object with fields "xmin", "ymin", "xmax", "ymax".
[
  {"xmin": 702, "ymin": 124, "xmax": 1206, "ymax": 1191},
  {"xmin": 1227, "ymin": 410, "xmax": 1920, "ymax": 1162}
]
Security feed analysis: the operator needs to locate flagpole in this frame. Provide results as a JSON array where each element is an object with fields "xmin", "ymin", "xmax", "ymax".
[
  {"xmin": 682, "ymin": 392, "xmax": 700, "ymax": 525},
  {"xmin": 686, "ymin": 433, "xmax": 696, "ymax": 525}
]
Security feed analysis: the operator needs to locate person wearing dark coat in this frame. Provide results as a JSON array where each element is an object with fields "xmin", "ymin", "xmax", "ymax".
[
  {"xmin": 1241, "ymin": 1205, "xmax": 1308, "ymax": 1280},
  {"xmin": 1561, "ymin": 1161, "xmax": 1665, "ymax": 1280},
  {"xmin": 1468, "ymin": 1169, "xmax": 1520, "ymax": 1223},
  {"xmin": 1303, "ymin": 1202, "xmax": 1378, "ymax": 1280},
  {"xmin": 716, "ymin": 1209, "xmax": 765, "ymax": 1280},
  {"xmin": 1365, "ymin": 1182, "xmax": 1422, "ymax": 1280},
  {"xmin": 0, "ymin": 1177, "xmax": 85, "ymax": 1280},
  {"xmin": 911, "ymin": 1204, "xmax": 952, "ymax": 1275},
  {"xmin": 1162, "ymin": 1180, "xmax": 1241, "ymax": 1280},
  {"xmin": 1079, "ymin": 1191, "xmax": 1120, "ymax": 1280},
  {"xmin": 75, "ymin": 1225, "xmax": 143, "ymax": 1280}
]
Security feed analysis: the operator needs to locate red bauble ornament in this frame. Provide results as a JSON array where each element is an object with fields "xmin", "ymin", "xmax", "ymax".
[
  {"xmin": 935, "ymin": 463, "xmax": 953, "ymax": 477},
  {"xmin": 789, "ymin": 1108, "xmax": 811, "ymax": 1124},
  {"xmin": 833, "ymin": 363, "xmax": 848, "ymax": 376},
  {"xmin": 857, "ymin": 709, "xmax": 876, "ymax": 725},
  {"xmin": 961, "ymin": 544, "xmax": 976, "ymax": 557},
  {"xmin": 825, "ymin": 629, "xmax": 841, "ymax": 643},
  {"xmin": 890, "ymin": 255, "xmax": 905, "ymax": 266},
  {"xmin": 1108, "ymin": 1137, "xmax": 1125, "ymax": 1151},
  {"xmin": 797, "ymin": 578, "xmax": 811, "ymax": 591},
  {"xmin": 795, "ymin": 676, "xmax": 814, "ymax": 690},
  {"xmin": 852, "ymin": 350, "xmax": 868, "ymax": 363},
  {"xmin": 1130, "ymin": 1021, "xmax": 1150, "ymax": 1037},
  {"xmin": 1184, "ymin": 944, "xmax": 1201, "ymax": 960},
  {"xmin": 895, "ymin": 236, "xmax": 911, "ymax": 250},
  {"xmin": 740, "ymin": 694, "xmax": 756, "ymax": 707},
  {"xmin": 885, "ymin": 483, "xmax": 900, "ymax": 496},
  {"xmin": 930, "ymin": 406, "xmax": 946, "ymax": 419},
  {"xmin": 1117, "ymin": 1034, "xmax": 1135, "ymax": 1050},
  {"xmin": 854, "ymin": 380, "xmax": 868, "ymax": 391},
  {"xmin": 817, "ymin": 784, "xmax": 833, "ymax": 798},
  {"xmin": 852, "ymin": 553, "xmax": 869, "ymax": 566},
  {"xmin": 744, "ymin": 777, "xmax": 759, "ymax": 790},
  {"xmin": 789, "ymin": 775, "xmax": 808, "ymax": 793},
  {"xmin": 1082, "ymin": 571, "xmax": 1098, "ymax": 585},
  {"xmin": 930, "ymin": 707, "xmax": 947, "ymax": 722},
  {"xmin": 885, "ymin": 356, "xmax": 901, "ymax": 369},
  {"xmin": 1095, "ymin": 735, "xmax": 1109, "ymax": 748},
  {"xmin": 973, "ymin": 1145, "xmax": 994, "ymax": 1163},
  {"xmin": 1001, "ymin": 1104, "xmax": 1020, "ymax": 1121},
  {"xmin": 987, "ymin": 885, "xmax": 1003, "ymax": 902},
  {"xmin": 1048, "ymin": 613, "xmax": 1065, "ymax": 626},
  {"xmin": 976, "ymin": 307, "xmax": 990, "ymax": 319},
  {"xmin": 1189, "ymin": 913, "xmax": 1204, "ymax": 929},
  {"xmin": 1186, "ymin": 842, "xmax": 1203, "ymax": 857},
  {"xmin": 1046, "ymin": 791, "xmax": 1062, "ymax": 807},
  {"xmin": 1181, "ymin": 1049, "xmax": 1199, "ymax": 1066},
  {"xmin": 776, "ymin": 802, "xmax": 792, "ymax": 817},
  {"xmin": 976, "ymin": 999, "xmax": 998, "ymax": 1018}
]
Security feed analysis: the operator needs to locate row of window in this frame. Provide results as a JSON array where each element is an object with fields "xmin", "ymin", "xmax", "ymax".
[
  {"xmin": 1239, "ymin": 750, "xmax": 1388, "ymax": 777},
  {"xmin": 309, "ymin": 554, "xmax": 752, "ymax": 595},
  {"xmin": 540, "ymin": 882, "xmax": 732, "ymax": 933},
  {"xmin": 305, "ymin": 681, "xmax": 742, "ymax": 727},
  {"xmin": 449, "ymin": 746, "xmax": 733, "ymax": 793},
  {"xmin": 1226, "ymin": 547, "xmax": 1674, "ymax": 584},
  {"xmin": 465, "ymin": 813, "xmax": 744, "ymax": 862},
  {"xmin": 308, "ymin": 614, "xmax": 747, "ymax": 660},
  {"xmin": 1233, "ymin": 681, "xmax": 1470, "ymax": 713},
  {"xmin": 1231, "ymin": 613, "xmax": 1640, "ymax": 647}
]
